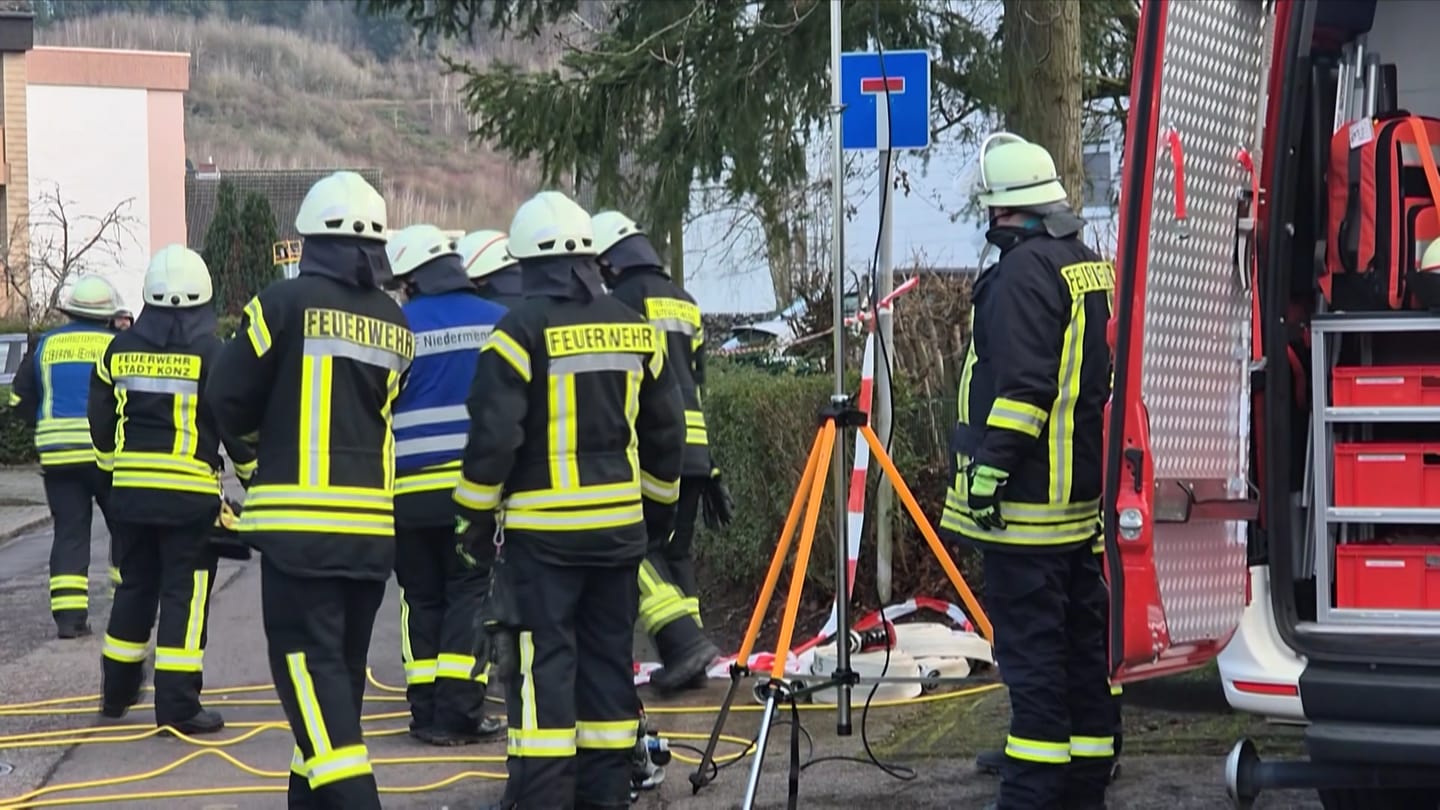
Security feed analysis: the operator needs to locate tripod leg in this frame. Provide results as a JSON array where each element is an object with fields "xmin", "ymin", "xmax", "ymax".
[
  {"xmin": 860, "ymin": 424, "xmax": 993, "ymax": 643},
  {"xmin": 736, "ymin": 427, "xmax": 830, "ymax": 665},
  {"xmin": 768, "ymin": 421, "xmax": 836, "ymax": 682},
  {"xmin": 690, "ymin": 424, "xmax": 830, "ymax": 794},
  {"xmin": 742, "ymin": 689, "xmax": 783, "ymax": 810}
]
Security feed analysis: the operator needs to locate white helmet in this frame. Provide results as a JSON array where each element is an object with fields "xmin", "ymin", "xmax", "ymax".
[
  {"xmin": 975, "ymin": 132, "xmax": 1069, "ymax": 209},
  {"xmin": 591, "ymin": 210, "xmax": 645, "ymax": 256},
  {"xmin": 457, "ymin": 229, "xmax": 517, "ymax": 280},
  {"xmin": 296, "ymin": 171, "xmax": 387, "ymax": 242},
  {"xmin": 59, "ymin": 275, "xmax": 122, "ymax": 320},
  {"xmin": 385, "ymin": 224, "xmax": 459, "ymax": 279},
  {"xmin": 144, "ymin": 244, "xmax": 214, "ymax": 308},
  {"xmin": 507, "ymin": 191, "xmax": 595, "ymax": 260}
]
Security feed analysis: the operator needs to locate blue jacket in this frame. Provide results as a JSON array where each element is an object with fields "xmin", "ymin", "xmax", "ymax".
[
  {"xmin": 9, "ymin": 320, "xmax": 115, "ymax": 467},
  {"xmin": 393, "ymin": 290, "xmax": 507, "ymax": 527}
]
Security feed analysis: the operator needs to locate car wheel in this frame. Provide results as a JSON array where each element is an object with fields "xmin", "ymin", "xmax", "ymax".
[{"xmin": 1318, "ymin": 788, "xmax": 1440, "ymax": 810}]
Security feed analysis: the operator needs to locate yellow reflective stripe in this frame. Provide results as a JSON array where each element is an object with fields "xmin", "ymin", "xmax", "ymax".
[
  {"xmin": 240, "ymin": 509, "xmax": 394, "ymax": 537},
  {"xmin": 306, "ymin": 743, "xmax": 372, "ymax": 789},
  {"xmin": 51, "ymin": 595, "xmax": 88, "ymax": 611},
  {"xmin": 108, "ymin": 567, "xmax": 122, "ymax": 586},
  {"xmin": 1049, "ymin": 298, "xmax": 1085, "ymax": 502},
  {"xmin": 1005, "ymin": 735, "xmax": 1071, "ymax": 764},
  {"xmin": 243, "ymin": 486, "xmax": 393, "ymax": 509},
  {"xmin": 1070, "ymin": 735, "xmax": 1115, "ymax": 758},
  {"xmin": 114, "ymin": 452, "xmax": 216, "ymax": 476},
  {"xmin": 298, "ymin": 355, "xmax": 334, "ymax": 489},
  {"xmin": 172, "ymin": 389, "xmax": 199, "ymax": 458},
  {"xmin": 396, "ymin": 461, "xmax": 462, "ymax": 495},
  {"xmin": 383, "ymin": 368, "xmax": 399, "ymax": 491},
  {"xmin": 244, "ymin": 297, "xmax": 272, "ymax": 357},
  {"xmin": 957, "ymin": 309, "xmax": 978, "ymax": 425},
  {"xmin": 483, "ymin": 330, "xmax": 531, "ymax": 382},
  {"xmin": 624, "ymin": 364, "xmax": 640, "ymax": 452},
  {"xmin": 290, "ymin": 747, "xmax": 307, "ymax": 778},
  {"xmin": 183, "ymin": 569, "xmax": 210, "ymax": 651},
  {"xmin": 1110, "ymin": 682, "xmax": 1123, "ymax": 697},
  {"xmin": 547, "ymin": 373, "xmax": 580, "ymax": 490},
  {"xmin": 286, "ymin": 652, "xmax": 333, "ymax": 756},
  {"xmin": 987, "ymin": 397, "xmax": 1047, "ymax": 438},
  {"xmin": 154, "ymin": 646, "xmax": 204, "ymax": 673},
  {"xmin": 942, "ymin": 478, "xmax": 1101, "ymax": 523},
  {"xmin": 6, "ymin": 391, "xmax": 18, "ymax": 406},
  {"xmin": 505, "ymin": 503, "xmax": 644, "ymax": 532},
  {"xmin": 404, "ymin": 660, "xmax": 437, "ymax": 686},
  {"xmin": 113, "ymin": 471, "xmax": 221, "ymax": 495},
  {"xmin": 505, "ymin": 480, "xmax": 637, "ymax": 510},
  {"xmin": 940, "ymin": 512, "xmax": 1098, "ymax": 546},
  {"xmin": 506, "ymin": 631, "xmax": 578, "ymax": 757},
  {"xmin": 102, "ymin": 634, "xmax": 148, "ymax": 664},
  {"xmin": 436, "ymin": 652, "xmax": 487, "ymax": 682},
  {"xmin": 684, "ymin": 410, "xmax": 707, "ymax": 428},
  {"xmin": 686, "ymin": 427, "xmax": 709, "ymax": 445},
  {"xmin": 576, "ymin": 719, "xmax": 639, "ymax": 750},
  {"xmin": 50, "ymin": 575, "xmax": 88, "ymax": 590},
  {"xmin": 640, "ymin": 471, "xmax": 679, "ymax": 504},
  {"xmin": 637, "ymin": 560, "xmax": 692, "ymax": 634},
  {"xmin": 647, "ymin": 343, "xmax": 665, "ymax": 379},
  {"xmin": 40, "ymin": 450, "xmax": 98, "ymax": 466},
  {"xmin": 232, "ymin": 457, "xmax": 256, "ymax": 480},
  {"xmin": 95, "ymin": 450, "xmax": 115, "ymax": 472},
  {"xmin": 398, "ymin": 586, "xmax": 414, "ymax": 664},
  {"xmin": 454, "ymin": 477, "xmax": 502, "ymax": 510}
]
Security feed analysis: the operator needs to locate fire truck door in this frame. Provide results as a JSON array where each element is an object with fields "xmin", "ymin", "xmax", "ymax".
[{"xmin": 1105, "ymin": 0, "xmax": 1272, "ymax": 681}]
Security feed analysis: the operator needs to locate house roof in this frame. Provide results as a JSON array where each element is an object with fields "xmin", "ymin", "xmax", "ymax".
[{"xmin": 184, "ymin": 168, "xmax": 385, "ymax": 252}]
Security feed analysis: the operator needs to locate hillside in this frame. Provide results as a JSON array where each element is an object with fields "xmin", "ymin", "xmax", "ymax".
[{"xmin": 37, "ymin": 11, "xmax": 548, "ymax": 230}]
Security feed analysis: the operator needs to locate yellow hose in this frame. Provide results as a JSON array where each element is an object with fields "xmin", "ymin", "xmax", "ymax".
[{"xmin": 0, "ymin": 667, "xmax": 1000, "ymax": 808}]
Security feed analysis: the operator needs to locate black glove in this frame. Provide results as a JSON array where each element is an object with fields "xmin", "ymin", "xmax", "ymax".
[
  {"xmin": 966, "ymin": 463, "xmax": 1009, "ymax": 531},
  {"xmin": 472, "ymin": 550, "xmax": 521, "ymax": 681},
  {"xmin": 454, "ymin": 514, "xmax": 498, "ymax": 570},
  {"xmin": 700, "ymin": 468, "xmax": 736, "ymax": 529}
]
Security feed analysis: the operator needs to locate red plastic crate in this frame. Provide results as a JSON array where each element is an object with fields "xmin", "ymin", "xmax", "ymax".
[
  {"xmin": 1337, "ymin": 544, "xmax": 1440, "ymax": 610},
  {"xmin": 1333, "ymin": 443, "xmax": 1440, "ymax": 508},
  {"xmin": 1332, "ymin": 365, "xmax": 1440, "ymax": 407}
]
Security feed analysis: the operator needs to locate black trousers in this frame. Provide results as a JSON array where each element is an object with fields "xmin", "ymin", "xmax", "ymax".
[
  {"xmin": 261, "ymin": 558, "xmax": 385, "ymax": 810},
  {"xmin": 394, "ymin": 523, "xmax": 491, "ymax": 733},
  {"xmin": 42, "ymin": 464, "xmax": 112, "ymax": 626},
  {"xmin": 637, "ymin": 477, "xmax": 711, "ymax": 666},
  {"xmin": 500, "ymin": 540, "xmax": 641, "ymax": 809},
  {"xmin": 102, "ymin": 518, "xmax": 217, "ymax": 724},
  {"xmin": 983, "ymin": 544, "xmax": 1115, "ymax": 810}
]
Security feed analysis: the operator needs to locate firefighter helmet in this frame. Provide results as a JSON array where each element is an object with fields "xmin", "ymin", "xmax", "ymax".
[
  {"xmin": 385, "ymin": 224, "xmax": 459, "ymax": 279},
  {"xmin": 296, "ymin": 171, "xmax": 387, "ymax": 242},
  {"xmin": 507, "ymin": 191, "xmax": 595, "ymax": 259},
  {"xmin": 591, "ymin": 210, "xmax": 645, "ymax": 256},
  {"xmin": 59, "ymin": 275, "xmax": 122, "ymax": 320},
  {"xmin": 457, "ymin": 229, "xmax": 518, "ymax": 280},
  {"xmin": 143, "ymin": 244, "xmax": 214, "ymax": 308},
  {"xmin": 975, "ymin": 132, "xmax": 1069, "ymax": 209}
]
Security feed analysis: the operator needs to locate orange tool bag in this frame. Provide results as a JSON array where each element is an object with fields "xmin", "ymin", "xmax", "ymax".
[{"xmin": 1326, "ymin": 114, "xmax": 1440, "ymax": 310}]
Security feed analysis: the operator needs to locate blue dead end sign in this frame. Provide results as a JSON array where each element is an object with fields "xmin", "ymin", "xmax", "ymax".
[{"xmin": 840, "ymin": 49, "xmax": 932, "ymax": 152}]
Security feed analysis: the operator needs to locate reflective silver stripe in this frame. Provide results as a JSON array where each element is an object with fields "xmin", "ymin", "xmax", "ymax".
[
  {"xmin": 415, "ymin": 325, "xmax": 493, "ymax": 357},
  {"xmin": 242, "ymin": 514, "xmax": 392, "ymax": 532},
  {"xmin": 550, "ymin": 353, "xmax": 644, "ymax": 375},
  {"xmin": 115, "ymin": 377, "xmax": 199, "ymax": 395},
  {"xmin": 395, "ymin": 433, "xmax": 467, "ymax": 457},
  {"xmin": 393, "ymin": 404, "xmax": 469, "ymax": 430},
  {"xmin": 1070, "ymin": 736, "xmax": 1115, "ymax": 757},
  {"xmin": 506, "ymin": 484, "xmax": 638, "ymax": 510},
  {"xmin": 650, "ymin": 317, "xmax": 695, "ymax": 336},
  {"xmin": 506, "ymin": 504, "xmax": 644, "ymax": 529},
  {"xmin": 304, "ymin": 337, "xmax": 409, "ymax": 371},
  {"xmin": 242, "ymin": 488, "xmax": 394, "ymax": 508}
]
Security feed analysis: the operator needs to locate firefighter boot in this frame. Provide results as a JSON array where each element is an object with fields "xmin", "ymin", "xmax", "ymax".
[
  {"xmin": 415, "ymin": 715, "xmax": 506, "ymax": 746},
  {"xmin": 648, "ymin": 635, "xmax": 720, "ymax": 697},
  {"xmin": 977, "ymin": 749, "xmax": 1121, "ymax": 784},
  {"xmin": 166, "ymin": 708, "xmax": 225, "ymax": 736}
]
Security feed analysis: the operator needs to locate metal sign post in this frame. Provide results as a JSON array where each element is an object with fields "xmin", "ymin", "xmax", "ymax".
[{"xmin": 838, "ymin": 48, "xmax": 931, "ymax": 607}]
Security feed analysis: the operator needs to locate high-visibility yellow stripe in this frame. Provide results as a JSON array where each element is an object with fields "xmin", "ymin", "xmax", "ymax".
[
  {"xmin": 957, "ymin": 307, "xmax": 978, "ymax": 426},
  {"xmin": 576, "ymin": 719, "xmax": 638, "ymax": 750},
  {"xmin": 507, "ymin": 631, "xmax": 577, "ymax": 758},
  {"xmin": 183, "ymin": 569, "xmax": 210, "ymax": 651},
  {"xmin": 1070, "ymin": 735, "xmax": 1115, "ymax": 758},
  {"xmin": 546, "ymin": 373, "xmax": 580, "ymax": 490},
  {"xmin": 286, "ymin": 652, "xmax": 333, "ymax": 756},
  {"xmin": 1049, "ymin": 299, "xmax": 1085, "ymax": 502},
  {"xmin": 505, "ymin": 503, "xmax": 644, "ymax": 532},
  {"xmin": 244, "ymin": 297, "xmax": 272, "ymax": 357},
  {"xmin": 51, "ymin": 595, "xmax": 88, "ymax": 611},
  {"xmin": 987, "ymin": 397, "xmax": 1047, "ymax": 437},
  {"xmin": 1005, "ymin": 734, "xmax": 1071, "ymax": 764},
  {"xmin": 454, "ymin": 477, "xmax": 502, "ymax": 510},
  {"xmin": 638, "ymin": 559, "xmax": 693, "ymax": 634},
  {"xmin": 102, "ymin": 634, "xmax": 148, "ymax": 664},
  {"xmin": 624, "ymin": 367, "xmax": 640, "ymax": 452},
  {"xmin": 306, "ymin": 743, "xmax": 372, "ymax": 789},
  {"xmin": 382, "ymin": 369, "xmax": 399, "ymax": 491},
  {"xmin": 115, "ymin": 387, "xmax": 129, "ymax": 451},
  {"xmin": 398, "ymin": 586, "xmax": 414, "ymax": 664},
  {"xmin": 50, "ymin": 575, "xmax": 88, "ymax": 590},
  {"xmin": 483, "ymin": 330, "xmax": 531, "ymax": 382}
]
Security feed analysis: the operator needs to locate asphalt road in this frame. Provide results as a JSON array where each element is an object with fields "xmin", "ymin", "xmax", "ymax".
[{"xmin": 0, "ymin": 520, "xmax": 1326, "ymax": 809}]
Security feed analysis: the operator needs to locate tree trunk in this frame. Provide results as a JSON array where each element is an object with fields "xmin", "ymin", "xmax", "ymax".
[{"xmin": 1001, "ymin": 0, "xmax": 1085, "ymax": 211}]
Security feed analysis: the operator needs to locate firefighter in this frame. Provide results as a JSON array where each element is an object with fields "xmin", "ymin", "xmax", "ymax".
[
  {"xmin": 591, "ymin": 210, "xmax": 723, "ymax": 694},
  {"xmin": 383, "ymin": 223, "xmax": 507, "ymax": 746},
  {"xmin": 457, "ymin": 229, "xmax": 523, "ymax": 309},
  {"xmin": 453, "ymin": 191, "xmax": 685, "ymax": 809},
  {"xmin": 937, "ymin": 133, "xmax": 1116, "ymax": 810},
  {"xmin": 112, "ymin": 309, "xmax": 133, "ymax": 331},
  {"xmin": 9, "ymin": 275, "xmax": 121, "ymax": 639},
  {"xmin": 206, "ymin": 171, "xmax": 413, "ymax": 810},
  {"xmin": 90, "ymin": 245, "xmax": 256, "ymax": 733}
]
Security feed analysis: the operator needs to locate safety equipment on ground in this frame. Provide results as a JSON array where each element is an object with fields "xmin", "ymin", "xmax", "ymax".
[
  {"xmin": 630, "ymin": 712, "xmax": 671, "ymax": 797},
  {"xmin": 143, "ymin": 245, "xmax": 214, "ymax": 308},
  {"xmin": 59, "ymin": 275, "xmax": 122, "ymax": 320},
  {"xmin": 966, "ymin": 464, "xmax": 1008, "ymax": 531},
  {"xmin": 701, "ymin": 469, "xmax": 735, "ymax": 529},
  {"xmin": 457, "ymin": 229, "xmax": 518, "ymax": 280},
  {"xmin": 975, "ymin": 132, "xmax": 1068, "ymax": 210},
  {"xmin": 506, "ymin": 191, "xmax": 595, "ymax": 259},
  {"xmin": 848, "ymin": 620, "xmax": 898, "ymax": 655},
  {"xmin": 386, "ymin": 224, "xmax": 459, "ymax": 279},
  {"xmin": 295, "ymin": 170, "xmax": 388, "ymax": 243},
  {"xmin": 591, "ymin": 210, "xmax": 645, "ymax": 256}
]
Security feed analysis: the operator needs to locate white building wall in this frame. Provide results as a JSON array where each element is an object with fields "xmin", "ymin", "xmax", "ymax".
[{"xmin": 27, "ymin": 84, "xmax": 152, "ymax": 314}]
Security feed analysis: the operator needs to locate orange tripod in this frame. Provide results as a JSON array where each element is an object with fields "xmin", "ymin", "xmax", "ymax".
[{"xmin": 688, "ymin": 399, "xmax": 992, "ymax": 808}]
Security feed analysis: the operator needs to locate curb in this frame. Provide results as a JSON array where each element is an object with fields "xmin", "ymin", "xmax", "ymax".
[{"xmin": 0, "ymin": 513, "xmax": 52, "ymax": 551}]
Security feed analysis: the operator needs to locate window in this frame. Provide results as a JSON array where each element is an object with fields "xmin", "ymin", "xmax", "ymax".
[{"xmin": 1083, "ymin": 148, "xmax": 1114, "ymax": 209}]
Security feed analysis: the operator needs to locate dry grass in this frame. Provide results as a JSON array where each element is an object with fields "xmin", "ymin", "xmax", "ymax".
[{"xmin": 38, "ymin": 13, "xmax": 556, "ymax": 229}]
